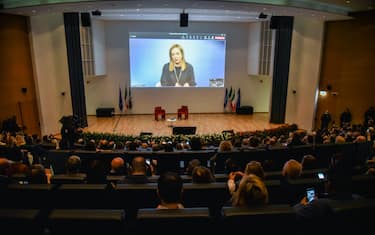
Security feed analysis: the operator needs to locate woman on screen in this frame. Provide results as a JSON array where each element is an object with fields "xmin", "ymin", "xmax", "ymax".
[{"xmin": 160, "ymin": 44, "xmax": 196, "ymax": 87}]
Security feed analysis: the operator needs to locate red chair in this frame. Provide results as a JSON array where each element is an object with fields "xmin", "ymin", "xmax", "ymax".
[
  {"xmin": 178, "ymin": 105, "xmax": 189, "ymax": 120},
  {"xmin": 154, "ymin": 106, "xmax": 166, "ymax": 121}
]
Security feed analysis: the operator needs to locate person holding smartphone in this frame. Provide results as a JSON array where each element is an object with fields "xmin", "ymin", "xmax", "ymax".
[{"xmin": 293, "ymin": 155, "xmax": 362, "ymax": 221}]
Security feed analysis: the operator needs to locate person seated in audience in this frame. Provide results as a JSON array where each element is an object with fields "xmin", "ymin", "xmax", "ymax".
[
  {"xmin": 245, "ymin": 161, "xmax": 265, "ymax": 180},
  {"xmin": 301, "ymin": 154, "xmax": 318, "ymax": 170},
  {"xmin": 219, "ymin": 140, "xmax": 233, "ymax": 152},
  {"xmin": 0, "ymin": 158, "xmax": 13, "ymax": 186},
  {"xmin": 84, "ymin": 139, "xmax": 97, "ymax": 151},
  {"xmin": 109, "ymin": 157, "xmax": 127, "ymax": 176},
  {"xmin": 335, "ymin": 135, "xmax": 346, "ymax": 144},
  {"xmin": 7, "ymin": 161, "xmax": 30, "ymax": 182},
  {"xmin": 157, "ymin": 171, "xmax": 184, "ymax": 209},
  {"xmin": 60, "ymin": 155, "xmax": 87, "ymax": 180},
  {"xmin": 120, "ymin": 156, "xmax": 150, "ymax": 184},
  {"xmin": 249, "ymin": 136, "xmax": 261, "ymax": 149},
  {"xmin": 293, "ymin": 155, "xmax": 361, "ymax": 221},
  {"xmin": 191, "ymin": 166, "xmax": 215, "ymax": 183},
  {"xmin": 227, "ymin": 161, "xmax": 265, "ymax": 194},
  {"xmin": 354, "ymin": 135, "xmax": 367, "ymax": 143},
  {"xmin": 138, "ymin": 142, "xmax": 152, "ymax": 151},
  {"xmin": 280, "ymin": 159, "xmax": 303, "ymax": 205},
  {"xmin": 240, "ymin": 137, "xmax": 250, "ymax": 150},
  {"xmin": 287, "ymin": 130, "xmax": 306, "ymax": 146},
  {"xmin": 190, "ymin": 137, "xmax": 203, "ymax": 150},
  {"xmin": 29, "ymin": 164, "xmax": 48, "ymax": 184},
  {"xmin": 231, "ymin": 174, "xmax": 268, "ymax": 207},
  {"xmin": 86, "ymin": 159, "xmax": 107, "ymax": 184},
  {"xmin": 185, "ymin": 158, "xmax": 201, "ymax": 176}
]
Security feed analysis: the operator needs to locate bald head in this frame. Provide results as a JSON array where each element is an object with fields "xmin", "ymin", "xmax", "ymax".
[
  {"xmin": 131, "ymin": 156, "xmax": 146, "ymax": 175},
  {"xmin": 0, "ymin": 158, "xmax": 11, "ymax": 175},
  {"xmin": 111, "ymin": 157, "xmax": 125, "ymax": 172}
]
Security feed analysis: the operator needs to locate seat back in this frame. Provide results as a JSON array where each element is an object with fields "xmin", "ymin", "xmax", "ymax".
[
  {"xmin": 47, "ymin": 209, "xmax": 125, "ymax": 235},
  {"xmin": 0, "ymin": 209, "xmax": 44, "ymax": 234},
  {"xmin": 134, "ymin": 207, "xmax": 212, "ymax": 235},
  {"xmin": 221, "ymin": 205, "xmax": 296, "ymax": 233}
]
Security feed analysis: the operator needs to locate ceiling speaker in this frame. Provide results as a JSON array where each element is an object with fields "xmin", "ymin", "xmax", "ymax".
[{"xmin": 180, "ymin": 13, "xmax": 188, "ymax": 27}]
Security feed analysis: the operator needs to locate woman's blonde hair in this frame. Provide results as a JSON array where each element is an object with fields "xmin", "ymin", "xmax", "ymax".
[
  {"xmin": 231, "ymin": 174, "xmax": 268, "ymax": 207},
  {"xmin": 169, "ymin": 44, "xmax": 186, "ymax": 71},
  {"xmin": 244, "ymin": 161, "xmax": 265, "ymax": 180}
]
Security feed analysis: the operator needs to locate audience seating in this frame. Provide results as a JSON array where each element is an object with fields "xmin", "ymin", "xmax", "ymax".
[
  {"xmin": 0, "ymin": 209, "xmax": 45, "ymax": 234},
  {"xmin": 352, "ymin": 174, "xmax": 375, "ymax": 198},
  {"xmin": 2, "ymin": 183, "xmax": 56, "ymax": 209},
  {"xmin": 177, "ymin": 105, "xmax": 189, "ymax": 120},
  {"xmin": 47, "ymin": 209, "xmax": 125, "ymax": 235},
  {"xmin": 329, "ymin": 198, "xmax": 375, "ymax": 234},
  {"xmin": 154, "ymin": 106, "xmax": 166, "ymax": 121},
  {"xmin": 183, "ymin": 182, "xmax": 231, "ymax": 217},
  {"xmin": 116, "ymin": 183, "xmax": 159, "ymax": 218},
  {"xmin": 134, "ymin": 207, "xmax": 212, "ymax": 235},
  {"xmin": 53, "ymin": 184, "xmax": 117, "ymax": 209},
  {"xmin": 221, "ymin": 204, "xmax": 296, "ymax": 233},
  {"xmin": 50, "ymin": 174, "xmax": 87, "ymax": 185}
]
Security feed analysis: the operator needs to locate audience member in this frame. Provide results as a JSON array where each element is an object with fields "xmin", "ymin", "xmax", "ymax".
[
  {"xmin": 156, "ymin": 171, "xmax": 184, "ymax": 209},
  {"xmin": 191, "ymin": 166, "xmax": 215, "ymax": 183},
  {"xmin": 185, "ymin": 158, "xmax": 201, "ymax": 176},
  {"xmin": 29, "ymin": 164, "xmax": 48, "ymax": 184},
  {"xmin": 280, "ymin": 159, "xmax": 303, "ymax": 205},
  {"xmin": 109, "ymin": 157, "xmax": 127, "ymax": 176},
  {"xmin": 219, "ymin": 140, "xmax": 233, "ymax": 152},
  {"xmin": 0, "ymin": 158, "xmax": 12, "ymax": 186},
  {"xmin": 244, "ymin": 161, "xmax": 264, "ymax": 179},
  {"xmin": 231, "ymin": 174, "xmax": 268, "ymax": 207},
  {"xmin": 121, "ymin": 156, "xmax": 149, "ymax": 184},
  {"xmin": 294, "ymin": 155, "xmax": 360, "ymax": 221},
  {"xmin": 301, "ymin": 155, "xmax": 318, "ymax": 170}
]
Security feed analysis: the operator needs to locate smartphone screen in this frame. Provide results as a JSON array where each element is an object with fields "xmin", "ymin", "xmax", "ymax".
[
  {"xmin": 145, "ymin": 159, "xmax": 151, "ymax": 165},
  {"xmin": 179, "ymin": 161, "xmax": 185, "ymax": 168},
  {"xmin": 318, "ymin": 172, "xmax": 325, "ymax": 180},
  {"xmin": 306, "ymin": 188, "xmax": 315, "ymax": 203}
]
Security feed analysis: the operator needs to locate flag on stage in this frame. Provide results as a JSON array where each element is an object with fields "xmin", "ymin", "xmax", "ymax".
[
  {"xmin": 124, "ymin": 83, "xmax": 128, "ymax": 110},
  {"xmin": 119, "ymin": 87, "xmax": 123, "ymax": 112},
  {"xmin": 230, "ymin": 88, "xmax": 236, "ymax": 112},
  {"xmin": 128, "ymin": 85, "xmax": 133, "ymax": 109},
  {"xmin": 236, "ymin": 88, "xmax": 241, "ymax": 111},
  {"xmin": 224, "ymin": 87, "xmax": 228, "ymax": 108}
]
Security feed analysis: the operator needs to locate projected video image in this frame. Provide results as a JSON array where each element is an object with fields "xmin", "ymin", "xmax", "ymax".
[{"xmin": 129, "ymin": 32, "xmax": 226, "ymax": 88}]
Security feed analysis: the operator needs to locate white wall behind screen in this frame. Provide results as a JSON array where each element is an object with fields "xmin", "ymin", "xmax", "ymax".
[{"xmin": 85, "ymin": 20, "xmax": 271, "ymax": 115}]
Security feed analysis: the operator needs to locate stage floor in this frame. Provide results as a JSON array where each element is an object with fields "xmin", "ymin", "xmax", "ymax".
[{"xmin": 84, "ymin": 113, "xmax": 283, "ymax": 136}]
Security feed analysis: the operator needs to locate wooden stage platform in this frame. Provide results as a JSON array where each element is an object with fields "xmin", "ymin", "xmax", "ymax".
[{"xmin": 84, "ymin": 113, "xmax": 283, "ymax": 136}]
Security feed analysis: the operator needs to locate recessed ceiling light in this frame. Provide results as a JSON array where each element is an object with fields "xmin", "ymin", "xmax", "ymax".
[{"xmin": 346, "ymin": 0, "xmax": 351, "ymax": 3}]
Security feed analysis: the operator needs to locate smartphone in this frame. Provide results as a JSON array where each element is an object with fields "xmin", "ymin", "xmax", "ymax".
[
  {"xmin": 179, "ymin": 161, "xmax": 185, "ymax": 168},
  {"xmin": 306, "ymin": 187, "xmax": 315, "ymax": 203},
  {"xmin": 145, "ymin": 159, "xmax": 151, "ymax": 165},
  {"xmin": 318, "ymin": 172, "xmax": 325, "ymax": 180}
]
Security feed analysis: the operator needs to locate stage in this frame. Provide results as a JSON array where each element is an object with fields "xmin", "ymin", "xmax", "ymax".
[{"xmin": 83, "ymin": 113, "xmax": 283, "ymax": 136}]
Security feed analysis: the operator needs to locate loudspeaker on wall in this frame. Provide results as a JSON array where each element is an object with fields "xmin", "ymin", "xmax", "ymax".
[
  {"xmin": 81, "ymin": 12, "xmax": 91, "ymax": 27},
  {"xmin": 180, "ymin": 13, "xmax": 189, "ymax": 27}
]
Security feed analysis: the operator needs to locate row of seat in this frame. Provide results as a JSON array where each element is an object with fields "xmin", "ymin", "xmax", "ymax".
[
  {"xmin": 46, "ymin": 142, "xmax": 373, "ymax": 174},
  {"xmin": 2, "ymin": 199, "xmax": 375, "ymax": 235},
  {"xmin": 3, "ymin": 174, "xmax": 375, "ymax": 212}
]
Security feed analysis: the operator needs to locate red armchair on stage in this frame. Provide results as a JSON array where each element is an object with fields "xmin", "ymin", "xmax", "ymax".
[
  {"xmin": 154, "ymin": 106, "xmax": 166, "ymax": 121},
  {"xmin": 178, "ymin": 105, "xmax": 189, "ymax": 120}
]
